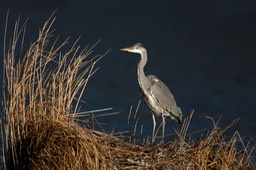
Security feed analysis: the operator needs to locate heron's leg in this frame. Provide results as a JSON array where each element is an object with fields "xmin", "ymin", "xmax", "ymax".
[
  {"xmin": 151, "ymin": 112, "xmax": 156, "ymax": 143},
  {"xmin": 162, "ymin": 114, "xmax": 166, "ymax": 142}
]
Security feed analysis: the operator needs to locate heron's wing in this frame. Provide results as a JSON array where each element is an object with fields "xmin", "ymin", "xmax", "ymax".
[{"xmin": 147, "ymin": 75, "xmax": 176, "ymax": 112}]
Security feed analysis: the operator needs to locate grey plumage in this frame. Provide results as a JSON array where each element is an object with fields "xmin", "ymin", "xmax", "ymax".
[{"xmin": 121, "ymin": 43, "xmax": 182, "ymax": 142}]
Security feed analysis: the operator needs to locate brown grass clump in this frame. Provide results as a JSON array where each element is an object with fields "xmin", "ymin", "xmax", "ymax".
[
  {"xmin": 1, "ymin": 13, "xmax": 113, "ymax": 169},
  {"xmin": 179, "ymin": 113, "xmax": 255, "ymax": 169},
  {"xmin": 1, "ymin": 13, "xmax": 255, "ymax": 169}
]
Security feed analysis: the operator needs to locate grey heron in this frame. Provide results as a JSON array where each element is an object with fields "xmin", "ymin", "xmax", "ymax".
[{"xmin": 121, "ymin": 43, "xmax": 182, "ymax": 143}]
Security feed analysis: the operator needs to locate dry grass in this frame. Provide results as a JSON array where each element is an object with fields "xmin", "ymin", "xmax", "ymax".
[{"xmin": 1, "ymin": 13, "xmax": 255, "ymax": 169}]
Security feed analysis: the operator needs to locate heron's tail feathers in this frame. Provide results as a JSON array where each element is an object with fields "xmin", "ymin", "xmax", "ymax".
[{"xmin": 170, "ymin": 106, "xmax": 183, "ymax": 123}]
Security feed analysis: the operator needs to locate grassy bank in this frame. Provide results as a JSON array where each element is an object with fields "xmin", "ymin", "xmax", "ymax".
[{"xmin": 1, "ymin": 14, "xmax": 255, "ymax": 169}]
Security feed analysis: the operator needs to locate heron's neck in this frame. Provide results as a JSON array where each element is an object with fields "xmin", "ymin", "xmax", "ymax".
[{"xmin": 137, "ymin": 50, "xmax": 147, "ymax": 86}]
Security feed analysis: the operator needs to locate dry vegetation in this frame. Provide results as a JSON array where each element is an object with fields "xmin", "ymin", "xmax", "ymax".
[{"xmin": 1, "ymin": 14, "xmax": 255, "ymax": 170}]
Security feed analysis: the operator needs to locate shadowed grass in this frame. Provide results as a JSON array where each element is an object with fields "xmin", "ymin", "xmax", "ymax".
[{"xmin": 1, "ymin": 13, "xmax": 255, "ymax": 169}]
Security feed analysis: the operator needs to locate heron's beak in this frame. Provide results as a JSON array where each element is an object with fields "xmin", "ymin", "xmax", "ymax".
[{"xmin": 120, "ymin": 47, "xmax": 132, "ymax": 52}]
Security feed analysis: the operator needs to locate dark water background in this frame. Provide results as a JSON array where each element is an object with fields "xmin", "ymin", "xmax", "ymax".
[{"xmin": 1, "ymin": 1, "xmax": 256, "ymax": 142}]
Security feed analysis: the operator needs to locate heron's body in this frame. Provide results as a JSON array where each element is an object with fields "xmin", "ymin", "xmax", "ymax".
[
  {"xmin": 121, "ymin": 43, "xmax": 182, "ymax": 142},
  {"xmin": 140, "ymin": 75, "xmax": 179, "ymax": 119}
]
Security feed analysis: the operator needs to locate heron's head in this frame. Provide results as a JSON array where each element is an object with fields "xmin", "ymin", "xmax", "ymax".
[{"xmin": 120, "ymin": 43, "xmax": 145, "ymax": 54}]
